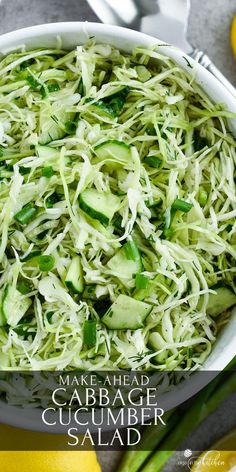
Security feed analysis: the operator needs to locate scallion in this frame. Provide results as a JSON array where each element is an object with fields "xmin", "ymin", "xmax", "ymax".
[
  {"xmin": 171, "ymin": 199, "xmax": 193, "ymax": 213},
  {"xmin": 16, "ymin": 281, "xmax": 31, "ymax": 295},
  {"xmin": 83, "ymin": 320, "xmax": 97, "ymax": 347},
  {"xmin": 48, "ymin": 83, "xmax": 60, "ymax": 93},
  {"xmin": 198, "ymin": 188, "xmax": 208, "ymax": 207},
  {"xmin": 14, "ymin": 204, "xmax": 37, "ymax": 225},
  {"xmin": 42, "ymin": 166, "xmax": 54, "ymax": 178},
  {"xmin": 124, "ymin": 240, "xmax": 140, "ymax": 261},
  {"xmin": 65, "ymin": 120, "xmax": 77, "ymax": 134},
  {"xmin": 38, "ymin": 255, "xmax": 55, "ymax": 272},
  {"xmin": 135, "ymin": 274, "xmax": 149, "ymax": 289},
  {"xmin": 143, "ymin": 155, "xmax": 162, "ymax": 169}
]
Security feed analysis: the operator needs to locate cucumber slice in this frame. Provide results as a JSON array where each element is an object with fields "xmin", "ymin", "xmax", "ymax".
[
  {"xmin": 207, "ymin": 286, "xmax": 236, "ymax": 316},
  {"xmin": 79, "ymin": 188, "xmax": 121, "ymax": 225},
  {"xmin": 65, "ymin": 256, "xmax": 84, "ymax": 294},
  {"xmin": 102, "ymin": 294, "xmax": 152, "ymax": 330},
  {"xmin": 107, "ymin": 241, "xmax": 142, "ymax": 285},
  {"xmin": 2, "ymin": 285, "xmax": 32, "ymax": 327},
  {"xmin": 94, "ymin": 140, "xmax": 132, "ymax": 167},
  {"xmin": 39, "ymin": 102, "xmax": 75, "ymax": 145}
]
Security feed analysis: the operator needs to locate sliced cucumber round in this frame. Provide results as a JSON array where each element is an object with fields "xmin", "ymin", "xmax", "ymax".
[
  {"xmin": 207, "ymin": 286, "xmax": 236, "ymax": 317},
  {"xmin": 65, "ymin": 256, "xmax": 84, "ymax": 294},
  {"xmin": 94, "ymin": 140, "xmax": 132, "ymax": 167},
  {"xmin": 79, "ymin": 188, "xmax": 121, "ymax": 225},
  {"xmin": 107, "ymin": 241, "xmax": 142, "ymax": 286},
  {"xmin": 102, "ymin": 294, "xmax": 153, "ymax": 330}
]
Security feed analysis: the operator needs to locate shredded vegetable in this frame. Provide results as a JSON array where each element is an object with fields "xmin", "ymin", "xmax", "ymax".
[{"xmin": 0, "ymin": 41, "xmax": 235, "ymax": 371}]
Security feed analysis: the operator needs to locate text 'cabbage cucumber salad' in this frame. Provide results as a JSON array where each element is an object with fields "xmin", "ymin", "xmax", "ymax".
[{"xmin": 0, "ymin": 41, "xmax": 235, "ymax": 371}]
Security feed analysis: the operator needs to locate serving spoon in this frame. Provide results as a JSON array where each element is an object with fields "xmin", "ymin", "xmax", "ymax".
[{"xmin": 86, "ymin": 0, "xmax": 236, "ymax": 97}]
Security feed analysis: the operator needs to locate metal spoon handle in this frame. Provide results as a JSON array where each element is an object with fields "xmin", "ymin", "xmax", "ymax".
[{"xmin": 190, "ymin": 48, "xmax": 236, "ymax": 98}]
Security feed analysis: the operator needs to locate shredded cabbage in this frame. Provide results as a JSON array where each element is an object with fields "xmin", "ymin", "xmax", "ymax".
[{"xmin": 0, "ymin": 41, "xmax": 235, "ymax": 372}]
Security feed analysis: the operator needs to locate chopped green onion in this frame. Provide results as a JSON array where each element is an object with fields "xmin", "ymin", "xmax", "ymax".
[
  {"xmin": 143, "ymin": 155, "xmax": 162, "ymax": 169},
  {"xmin": 124, "ymin": 240, "xmax": 140, "ymax": 261},
  {"xmin": 19, "ymin": 59, "xmax": 34, "ymax": 70},
  {"xmin": 83, "ymin": 320, "xmax": 97, "ymax": 347},
  {"xmin": 38, "ymin": 255, "xmax": 55, "ymax": 272},
  {"xmin": 16, "ymin": 281, "xmax": 31, "ymax": 294},
  {"xmin": 14, "ymin": 204, "xmax": 37, "ymax": 225},
  {"xmin": 26, "ymin": 74, "xmax": 40, "ymax": 89},
  {"xmin": 161, "ymin": 228, "xmax": 174, "ymax": 240},
  {"xmin": 198, "ymin": 188, "xmax": 208, "ymax": 207},
  {"xmin": 48, "ymin": 83, "xmax": 60, "ymax": 93},
  {"xmin": 65, "ymin": 120, "xmax": 77, "ymax": 134},
  {"xmin": 171, "ymin": 199, "xmax": 193, "ymax": 213},
  {"xmin": 135, "ymin": 274, "xmax": 149, "ymax": 289},
  {"xmin": 42, "ymin": 166, "xmax": 54, "ymax": 178}
]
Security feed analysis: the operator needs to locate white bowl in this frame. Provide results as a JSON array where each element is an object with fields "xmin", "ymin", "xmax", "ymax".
[{"xmin": 0, "ymin": 22, "xmax": 235, "ymax": 433}]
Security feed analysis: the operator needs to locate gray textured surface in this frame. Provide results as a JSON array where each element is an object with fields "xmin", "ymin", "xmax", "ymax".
[{"xmin": 0, "ymin": 1, "xmax": 235, "ymax": 471}]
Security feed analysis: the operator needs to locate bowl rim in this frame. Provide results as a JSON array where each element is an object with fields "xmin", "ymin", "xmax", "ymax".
[{"xmin": 0, "ymin": 21, "xmax": 235, "ymax": 433}]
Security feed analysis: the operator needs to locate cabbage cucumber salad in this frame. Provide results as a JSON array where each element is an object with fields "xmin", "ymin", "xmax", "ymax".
[{"xmin": 0, "ymin": 40, "xmax": 235, "ymax": 371}]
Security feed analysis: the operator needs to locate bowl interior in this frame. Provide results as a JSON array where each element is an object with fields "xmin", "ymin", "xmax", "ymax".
[{"xmin": 0, "ymin": 22, "xmax": 235, "ymax": 432}]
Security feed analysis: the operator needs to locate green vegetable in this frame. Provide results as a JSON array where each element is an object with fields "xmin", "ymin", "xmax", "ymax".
[
  {"xmin": 171, "ymin": 199, "xmax": 193, "ymax": 213},
  {"xmin": 143, "ymin": 155, "xmax": 162, "ymax": 169},
  {"xmin": 79, "ymin": 188, "xmax": 121, "ymax": 225},
  {"xmin": 118, "ymin": 365, "xmax": 236, "ymax": 472},
  {"xmin": 141, "ymin": 372, "xmax": 236, "ymax": 472},
  {"xmin": 64, "ymin": 119, "xmax": 77, "ymax": 135},
  {"xmin": 65, "ymin": 256, "xmax": 84, "ymax": 294},
  {"xmin": 124, "ymin": 240, "xmax": 140, "ymax": 261},
  {"xmin": 14, "ymin": 204, "xmax": 37, "ymax": 225},
  {"xmin": 83, "ymin": 320, "xmax": 97, "ymax": 347},
  {"xmin": 135, "ymin": 274, "xmax": 149, "ymax": 289},
  {"xmin": 107, "ymin": 241, "xmax": 142, "ymax": 285},
  {"xmin": 0, "ymin": 292, "xmax": 7, "ymax": 327},
  {"xmin": 198, "ymin": 188, "xmax": 208, "ymax": 207},
  {"xmin": 16, "ymin": 281, "xmax": 31, "ymax": 295},
  {"xmin": 117, "ymin": 411, "xmax": 178, "ymax": 472},
  {"xmin": 38, "ymin": 255, "xmax": 55, "ymax": 272},
  {"xmin": 95, "ymin": 140, "xmax": 132, "ymax": 167},
  {"xmin": 48, "ymin": 83, "xmax": 60, "ymax": 93},
  {"xmin": 102, "ymin": 294, "xmax": 153, "ymax": 330},
  {"xmin": 21, "ymin": 250, "xmax": 41, "ymax": 262},
  {"xmin": 206, "ymin": 286, "xmax": 236, "ymax": 316},
  {"xmin": 42, "ymin": 166, "xmax": 54, "ymax": 178},
  {"xmin": 88, "ymin": 87, "xmax": 130, "ymax": 117}
]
